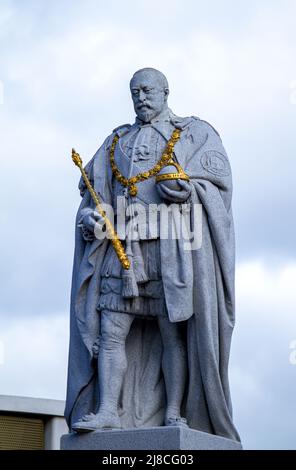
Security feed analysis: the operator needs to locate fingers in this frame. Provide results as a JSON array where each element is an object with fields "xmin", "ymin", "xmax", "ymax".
[
  {"xmin": 92, "ymin": 210, "xmax": 102, "ymax": 221},
  {"xmin": 84, "ymin": 212, "xmax": 100, "ymax": 228},
  {"xmin": 157, "ymin": 180, "xmax": 191, "ymax": 202},
  {"xmin": 178, "ymin": 179, "xmax": 191, "ymax": 190}
]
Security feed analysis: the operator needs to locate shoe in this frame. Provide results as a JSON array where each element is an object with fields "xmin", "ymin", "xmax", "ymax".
[
  {"xmin": 72, "ymin": 411, "xmax": 121, "ymax": 433},
  {"xmin": 164, "ymin": 416, "xmax": 188, "ymax": 428}
]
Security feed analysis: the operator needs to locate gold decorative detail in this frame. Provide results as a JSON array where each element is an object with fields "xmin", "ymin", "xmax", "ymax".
[
  {"xmin": 155, "ymin": 160, "xmax": 190, "ymax": 183},
  {"xmin": 129, "ymin": 184, "xmax": 138, "ymax": 197},
  {"xmin": 71, "ymin": 148, "xmax": 130, "ymax": 270},
  {"xmin": 109, "ymin": 128, "xmax": 182, "ymax": 196}
]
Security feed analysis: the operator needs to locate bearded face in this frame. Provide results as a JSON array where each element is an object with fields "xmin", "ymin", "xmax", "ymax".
[{"xmin": 130, "ymin": 70, "xmax": 169, "ymax": 123}]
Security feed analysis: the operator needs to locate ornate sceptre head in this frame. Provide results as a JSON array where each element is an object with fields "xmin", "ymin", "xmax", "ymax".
[{"xmin": 72, "ymin": 148, "xmax": 82, "ymax": 168}]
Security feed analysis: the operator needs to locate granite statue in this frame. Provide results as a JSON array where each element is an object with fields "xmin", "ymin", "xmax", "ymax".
[{"xmin": 65, "ymin": 68, "xmax": 240, "ymax": 442}]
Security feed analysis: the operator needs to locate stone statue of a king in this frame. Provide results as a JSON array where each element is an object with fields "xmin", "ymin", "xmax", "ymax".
[{"xmin": 65, "ymin": 67, "xmax": 240, "ymax": 443}]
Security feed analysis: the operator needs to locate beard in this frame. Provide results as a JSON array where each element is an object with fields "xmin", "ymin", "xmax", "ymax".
[{"xmin": 136, "ymin": 106, "xmax": 157, "ymax": 123}]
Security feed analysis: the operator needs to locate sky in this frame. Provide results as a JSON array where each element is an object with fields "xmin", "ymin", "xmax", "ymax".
[{"xmin": 0, "ymin": 0, "xmax": 296, "ymax": 449}]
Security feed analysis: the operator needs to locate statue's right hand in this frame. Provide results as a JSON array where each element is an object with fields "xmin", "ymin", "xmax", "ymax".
[
  {"xmin": 82, "ymin": 210, "xmax": 103, "ymax": 233},
  {"xmin": 78, "ymin": 208, "xmax": 105, "ymax": 242}
]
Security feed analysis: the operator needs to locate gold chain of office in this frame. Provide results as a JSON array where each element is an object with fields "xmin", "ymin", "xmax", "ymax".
[{"xmin": 109, "ymin": 128, "xmax": 181, "ymax": 196}]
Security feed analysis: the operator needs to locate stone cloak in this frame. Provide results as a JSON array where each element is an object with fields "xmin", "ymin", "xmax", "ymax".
[{"xmin": 64, "ymin": 117, "xmax": 240, "ymax": 442}]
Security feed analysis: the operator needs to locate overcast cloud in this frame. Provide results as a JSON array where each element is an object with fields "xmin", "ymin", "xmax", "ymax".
[{"xmin": 0, "ymin": 0, "xmax": 296, "ymax": 449}]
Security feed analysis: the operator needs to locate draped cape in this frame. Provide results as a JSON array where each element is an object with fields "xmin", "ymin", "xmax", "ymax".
[{"xmin": 64, "ymin": 116, "xmax": 240, "ymax": 441}]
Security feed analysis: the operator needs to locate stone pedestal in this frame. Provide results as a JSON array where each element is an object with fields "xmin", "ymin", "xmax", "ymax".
[{"xmin": 61, "ymin": 427, "xmax": 242, "ymax": 450}]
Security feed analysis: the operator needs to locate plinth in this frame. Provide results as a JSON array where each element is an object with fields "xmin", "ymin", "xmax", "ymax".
[{"xmin": 61, "ymin": 427, "xmax": 242, "ymax": 450}]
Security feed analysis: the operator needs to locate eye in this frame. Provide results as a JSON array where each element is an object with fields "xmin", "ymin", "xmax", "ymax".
[{"xmin": 132, "ymin": 89, "xmax": 139, "ymax": 96}]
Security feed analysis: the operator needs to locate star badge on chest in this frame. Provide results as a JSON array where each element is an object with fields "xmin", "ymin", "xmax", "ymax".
[{"xmin": 134, "ymin": 143, "xmax": 150, "ymax": 161}]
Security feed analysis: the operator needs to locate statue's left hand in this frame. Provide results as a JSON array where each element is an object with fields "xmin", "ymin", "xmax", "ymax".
[{"xmin": 157, "ymin": 179, "xmax": 191, "ymax": 203}]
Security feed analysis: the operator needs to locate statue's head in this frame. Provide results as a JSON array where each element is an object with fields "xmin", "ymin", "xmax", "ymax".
[{"xmin": 130, "ymin": 68, "xmax": 169, "ymax": 123}]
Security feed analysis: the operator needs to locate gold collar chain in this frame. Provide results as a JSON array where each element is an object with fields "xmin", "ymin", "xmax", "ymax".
[{"xmin": 109, "ymin": 128, "xmax": 181, "ymax": 196}]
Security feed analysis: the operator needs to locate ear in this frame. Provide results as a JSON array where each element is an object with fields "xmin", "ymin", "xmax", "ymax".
[{"xmin": 164, "ymin": 87, "xmax": 169, "ymax": 101}]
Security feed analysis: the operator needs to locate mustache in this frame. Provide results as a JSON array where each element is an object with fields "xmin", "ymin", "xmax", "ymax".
[{"xmin": 137, "ymin": 103, "xmax": 152, "ymax": 110}]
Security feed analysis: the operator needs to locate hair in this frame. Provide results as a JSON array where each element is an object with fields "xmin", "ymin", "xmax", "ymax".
[{"xmin": 130, "ymin": 68, "xmax": 169, "ymax": 90}]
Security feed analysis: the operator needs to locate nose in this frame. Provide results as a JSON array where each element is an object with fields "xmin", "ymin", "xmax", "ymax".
[{"xmin": 138, "ymin": 90, "xmax": 146, "ymax": 102}]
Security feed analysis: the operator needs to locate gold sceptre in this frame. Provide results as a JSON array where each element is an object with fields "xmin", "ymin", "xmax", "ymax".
[{"xmin": 71, "ymin": 148, "xmax": 130, "ymax": 270}]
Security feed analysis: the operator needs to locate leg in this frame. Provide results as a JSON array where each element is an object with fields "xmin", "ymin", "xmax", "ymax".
[
  {"xmin": 98, "ymin": 311, "xmax": 135, "ymax": 416},
  {"xmin": 157, "ymin": 316, "xmax": 188, "ymax": 427},
  {"xmin": 72, "ymin": 311, "xmax": 134, "ymax": 432}
]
